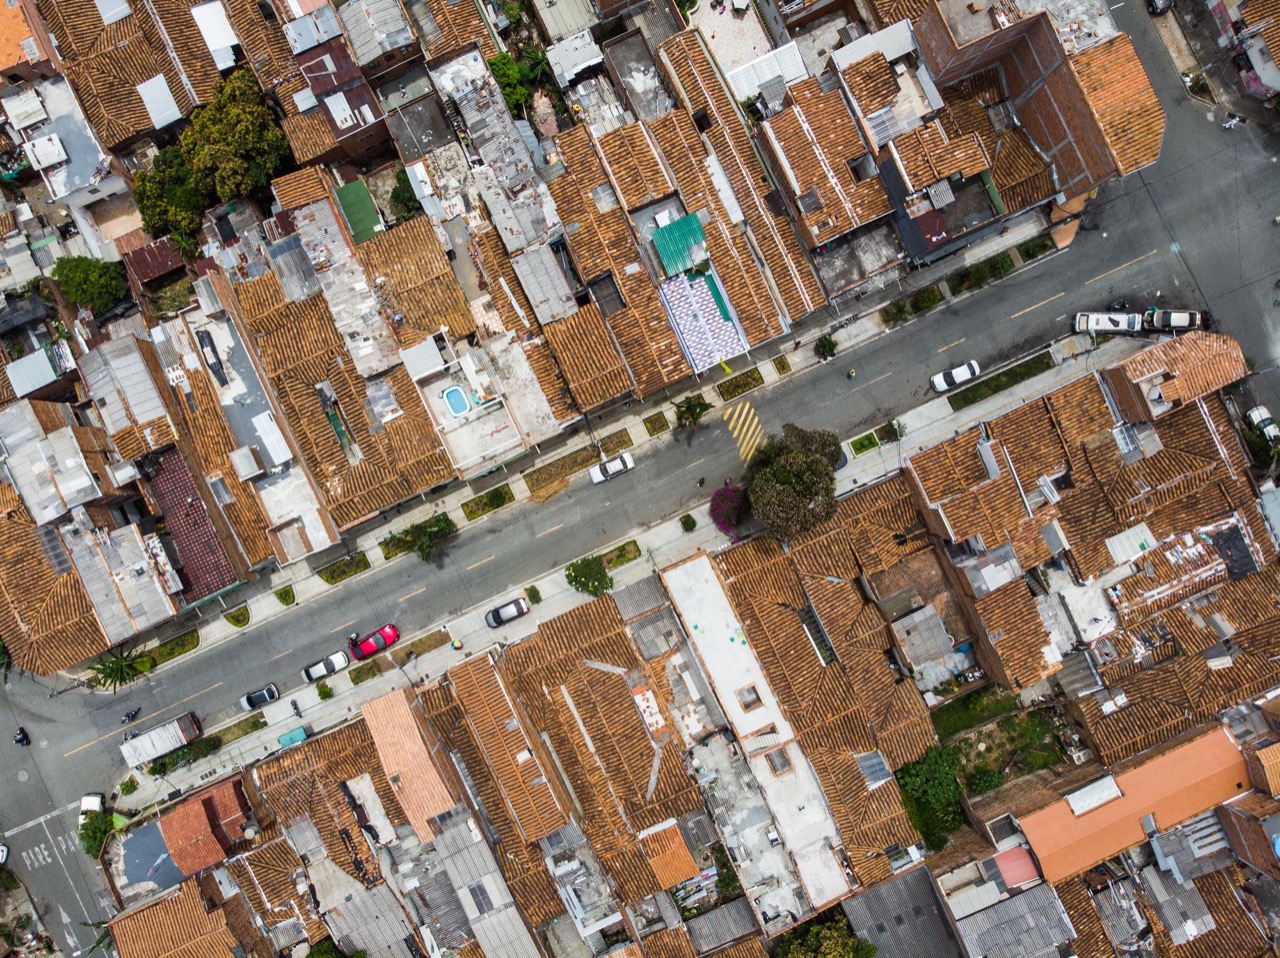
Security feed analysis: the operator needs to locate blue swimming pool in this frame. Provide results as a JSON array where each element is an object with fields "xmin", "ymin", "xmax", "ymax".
[{"xmin": 443, "ymin": 385, "xmax": 471, "ymax": 417}]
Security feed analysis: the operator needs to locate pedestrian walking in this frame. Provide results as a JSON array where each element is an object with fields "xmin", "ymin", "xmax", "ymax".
[{"xmin": 697, "ymin": 477, "xmax": 706, "ymax": 487}]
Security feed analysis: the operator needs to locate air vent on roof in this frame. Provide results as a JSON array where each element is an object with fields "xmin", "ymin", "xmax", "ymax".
[
  {"xmin": 1036, "ymin": 475, "xmax": 1062, "ymax": 504},
  {"xmin": 797, "ymin": 188, "xmax": 823, "ymax": 214},
  {"xmin": 977, "ymin": 438, "xmax": 1001, "ymax": 481},
  {"xmin": 856, "ymin": 751, "xmax": 892, "ymax": 788},
  {"xmin": 926, "ymin": 179, "xmax": 955, "ymax": 208}
]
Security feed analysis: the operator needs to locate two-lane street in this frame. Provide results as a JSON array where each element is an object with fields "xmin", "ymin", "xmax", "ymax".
[{"xmin": 4, "ymin": 3, "xmax": 1280, "ymax": 944}]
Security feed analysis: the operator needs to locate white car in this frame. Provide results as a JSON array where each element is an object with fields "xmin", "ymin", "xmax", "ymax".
[
  {"xmin": 79, "ymin": 794, "xmax": 105, "ymax": 828},
  {"xmin": 1247, "ymin": 406, "xmax": 1280, "ymax": 445},
  {"xmin": 1145, "ymin": 309, "xmax": 1201, "ymax": 331},
  {"xmin": 931, "ymin": 360, "xmax": 981, "ymax": 393},
  {"xmin": 1074, "ymin": 312, "xmax": 1143, "ymax": 334},
  {"xmin": 300, "ymin": 650, "xmax": 350, "ymax": 683},
  {"xmin": 589, "ymin": 452, "xmax": 635, "ymax": 484}
]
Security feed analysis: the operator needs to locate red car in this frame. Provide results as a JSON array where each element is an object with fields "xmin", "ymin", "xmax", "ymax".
[{"xmin": 348, "ymin": 624, "xmax": 399, "ymax": 660}]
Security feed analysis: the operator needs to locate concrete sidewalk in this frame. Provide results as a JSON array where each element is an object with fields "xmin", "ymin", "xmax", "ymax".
[{"xmin": 123, "ymin": 330, "xmax": 1142, "ymax": 812}]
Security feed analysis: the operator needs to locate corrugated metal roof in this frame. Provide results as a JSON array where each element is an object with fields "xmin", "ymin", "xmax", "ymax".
[
  {"xmin": 136, "ymin": 75, "xmax": 182, "ymax": 130},
  {"xmin": 954, "ymin": 883, "xmax": 1076, "ymax": 958},
  {"xmin": 2, "ymin": 89, "xmax": 47, "ymax": 130},
  {"xmin": 831, "ymin": 19, "xmax": 917, "ymax": 73},
  {"xmin": 841, "ymin": 866, "xmax": 963, "ymax": 958},
  {"xmin": 684, "ymin": 897, "xmax": 758, "ymax": 954},
  {"xmin": 1139, "ymin": 865, "xmax": 1215, "ymax": 945},
  {"xmin": 337, "ymin": 0, "xmax": 413, "ymax": 66},
  {"xmin": 511, "ymin": 244, "xmax": 577, "ymax": 325},
  {"xmin": 5, "ymin": 347, "xmax": 59, "ymax": 398},
  {"xmin": 892, "ymin": 605, "xmax": 953, "ymax": 666},
  {"xmin": 546, "ymin": 31, "xmax": 604, "ymax": 89},
  {"xmin": 725, "ymin": 42, "xmax": 807, "ymax": 101},
  {"xmin": 652, "ymin": 213, "xmax": 707, "ymax": 275}
]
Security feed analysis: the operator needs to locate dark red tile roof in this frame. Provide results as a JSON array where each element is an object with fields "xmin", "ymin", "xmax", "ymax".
[
  {"xmin": 123, "ymin": 237, "xmax": 184, "ymax": 285},
  {"xmin": 149, "ymin": 448, "xmax": 239, "ymax": 603}
]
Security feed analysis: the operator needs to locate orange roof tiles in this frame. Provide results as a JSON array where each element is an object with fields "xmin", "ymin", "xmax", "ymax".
[
  {"xmin": 1150, "ymin": 869, "xmax": 1269, "ymax": 958},
  {"xmin": 0, "ymin": 2, "xmax": 39, "ymax": 71},
  {"xmin": 840, "ymin": 54, "xmax": 899, "ymax": 116},
  {"xmin": 542, "ymin": 302, "xmax": 633, "ymax": 410},
  {"xmin": 160, "ymin": 779, "xmax": 250, "ymax": 876},
  {"xmin": 449, "ymin": 653, "xmax": 567, "ymax": 844},
  {"xmin": 1053, "ymin": 878, "xmax": 1114, "ymax": 958},
  {"xmin": 1113, "ymin": 331, "xmax": 1248, "ymax": 408},
  {"xmin": 641, "ymin": 824, "xmax": 700, "ymax": 889},
  {"xmin": 762, "ymin": 77, "xmax": 893, "ymax": 246},
  {"xmin": 356, "ymin": 217, "xmax": 475, "ymax": 339},
  {"xmin": 890, "ymin": 119, "xmax": 990, "ymax": 192},
  {"xmin": 596, "ymin": 124, "xmax": 676, "ymax": 211},
  {"xmin": 271, "ymin": 168, "xmax": 332, "ymax": 213},
  {"xmin": 0, "ymin": 483, "xmax": 109, "ymax": 674},
  {"xmin": 1069, "ymin": 34, "xmax": 1164, "ymax": 176},
  {"xmin": 1018, "ymin": 726, "xmax": 1247, "ymax": 883},
  {"xmin": 419, "ymin": 0, "xmax": 497, "ymax": 60},
  {"xmin": 110, "ymin": 878, "xmax": 240, "ymax": 958},
  {"xmin": 361, "ymin": 689, "xmax": 456, "ymax": 842},
  {"xmin": 975, "ymin": 580, "xmax": 1059, "ymax": 689},
  {"xmin": 1251, "ymin": 740, "xmax": 1280, "ymax": 797}
]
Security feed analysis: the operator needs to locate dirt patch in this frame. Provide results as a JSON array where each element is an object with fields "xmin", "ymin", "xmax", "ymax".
[{"xmin": 365, "ymin": 163, "xmax": 403, "ymax": 223}]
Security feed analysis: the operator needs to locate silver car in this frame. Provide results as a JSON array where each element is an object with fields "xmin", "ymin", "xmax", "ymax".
[
  {"xmin": 301, "ymin": 650, "xmax": 350, "ymax": 683},
  {"xmin": 485, "ymin": 597, "xmax": 531, "ymax": 628},
  {"xmin": 589, "ymin": 452, "xmax": 635, "ymax": 484},
  {"xmin": 239, "ymin": 683, "xmax": 279, "ymax": 711}
]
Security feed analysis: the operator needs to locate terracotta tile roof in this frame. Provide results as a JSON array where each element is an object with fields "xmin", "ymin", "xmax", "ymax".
[
  {"xmin": 1069, "ymin": 33, "xmax": 1164, "ymax": 176},
  {"xmin": 229, "ymin": 273, "xmax": 454, "ymax": 529},
  {"xmin": 713, "ymin": 533, "xmax": 930, "ymax": 883},
  {"xmin": 222, "ymin": 0, "xmax": 309, "ymax": 121},
  {"xmin": 110, "ymin": 878, "xmax": 239, "ymax": 958},
  {"xmin": 657, "ymin": 30, "xmax": 823, "ymax": 324},
  {"xmin": 1149, "ymin": 868, "xmax": 1269, "ymax": 958},
  {"xmin": 419, "ymin": 0, "xmax": 496, "ymax": 60},
  {"xmin": 1113, "ymin": 332, "xmax": 1248, "ymax": 408},
  {"xmin": 542, "ymin": 302, "xmax": 633, "ymax": 410},
  {"xmin": 1019, "ymin": 726, "xmax": 1247, "ymax": 882},
  {"xmin": 836, "ymin": 474, "xmax": 931, "ymax": 576},
  {"xmin": 641, "ymin": 928, "xmax": 698, "ymax": 958},
  {"xmin": 281, "ymin": 112, "xmax": 339, "ymax": 165},
  {"xmin": 504, "ymin": 597, "xmax": 705, "ymax": 900},
  {"xmin": 42, "ymin": 0, "xmax": 221, "ymax": 148},
  {"xmin": 252, "ymin": 721, "xmax": 404, "ymax": 887},
  {"xmin": 641, "ymin": 824, "xmax": 700, "ymax": 889},
  {"xmin": 709, "ymin": 937, "xmax": 769, "ymax": 958},
  {"xmin": 596, "ymin": 124, "xmax": 676, "ymax": 212},
  {"xmin": 1250, "ymin": 740, "xmax": 1280, "ymax": 796},
  {"xmin": 762, "ymin": 77, "xmax": 892, "ymax": 246},
  {"xmin": 418, "ymin": 681, "xmax": 564, "ymax": 922},
  {"xmin": 0, "ymin": 483, "xmax": 109, "ymax": 674},
  {"xmin": 360, "ymin": 688, "xmax": 456, "ymax": 842},
  {"xmin": 1053, "ymin": 878, "xmax": 1114, "ymax": 958},
  {"xmin": 160, "ymin": 779, "xmax": 251, "ymax": 876},
  {"xmin": 907, "ymin": 426, "xmax": 992, "ymax": 504},
  {"xmin": 0, "ymin": 3, "xmax": 40, "ymax": 71},
  {"xmin": 224, "ymin": 836, "xmax": 325, "ymax": 942},
  {"xmin": 645, "ymin": 108, "xmax": 781, "ymax": 345},
  {"xmin": 840, "ymin": 54, "xmax": 899, "ymax": 115},
  {"xmin": 549, "ymin": 124, "xmax": 691, "ymax": 397},
  {"xmin": 356, "ymin": 217, "xmax": 475, "ymax": 339},
  {"xmin": 975, "ymin": 580, "xmax": 1059, "ymax": 689},
  {"xmin": 271, "ymin": 168, "xmax": 331, "ymax": 213},
  {"xmin": 448, "ymin": 653, "xmax": 568, "ymax": 844},
  {"xmin": 890, "ymin": 118, "xmax": 990, "ymax": 192}
]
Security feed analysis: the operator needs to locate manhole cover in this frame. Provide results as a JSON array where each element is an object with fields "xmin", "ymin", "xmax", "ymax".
[
  {"xmin": 38, "ymin": 738, "xmax": 47, "ymax": 749},
  {"xmin": 16, "ymin": 770, "xmax": 28, "ymax": 783}
]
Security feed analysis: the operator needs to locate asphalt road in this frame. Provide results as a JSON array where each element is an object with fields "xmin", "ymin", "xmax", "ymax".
[{"xmin": 5, "ymin": 7, "xmax": 1280, "ymax": 947}]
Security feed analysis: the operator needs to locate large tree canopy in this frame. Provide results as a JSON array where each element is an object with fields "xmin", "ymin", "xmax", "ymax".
[
  {"xmin": 132, "ymin": 146, "xmax": 214, "ymax": 242},
  {"xmin": 775, "ymin": 918, "xmax": 876, "ymax": 958},
  {"xmin": 51, "ymin": 256, "xmax": 126, "ymax": 314},
  {"xmin": 746, "ymin": 423, "xmax": 840, "ymax": 541},
  {"xmin": 181, "ymin": 68, "xmax": 292, "ymax": 203}
]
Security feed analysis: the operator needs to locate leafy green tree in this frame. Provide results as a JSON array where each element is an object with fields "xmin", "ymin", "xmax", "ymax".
[
  {"xmin": 79, "ymin": 810, "xmax": 113, "ymax": 858},
  {"xmin": 674, "ymin": 395, "xmax": 712, "ymax": 429},
  {"xmin": 776, "ymin": 918, "xmax": 876, "ymax": 958},
  {"xmin": 814, "ymin": 335, "xmax": 837, "ymax": 360},
  {"xmin": 390, "ymin": 168, "xmax": 423, "ymax": 220},
  {"xmin": 566, "ymin": 555, "xmax": 612, "ymax": 597},
  {"xmin": 518, "ymin": 48, "xmax": 552, "ymax": 87},
  {"xmin": 897, "ymin": 745, "xmax": 965, "ymax": 850},
  {"xmin": 51, "ymin": 257, "xmax": 126, "ymax": 315},
  {"xmin": 488, "ymin": 53, "xmax": 530, "ymax": 114},
  {"xmin": 132, "ymin": 146, "xmax": 214, "ymax": 243},
  {"xmin": 744, "ymin": 425, "xmax": 840, "ymax": 542},
  {"xmin": 180, "ymin": 68, "xmax": 291, "ymax": 204},
  {"xmin": 89, "ymin": 647, "xmax": 142, "ymax": 693},
  {"xmin": 383, "ymin": 514, "xmax": 458, "ymax": 563}
]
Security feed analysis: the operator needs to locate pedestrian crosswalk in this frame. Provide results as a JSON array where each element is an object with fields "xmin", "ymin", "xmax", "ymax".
[{"xmin": 724, "ymin": 401, "xmax": 764, "ymax": 461}]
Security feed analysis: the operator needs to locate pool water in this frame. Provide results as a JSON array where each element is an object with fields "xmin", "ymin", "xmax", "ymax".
[{"xmin": 443, "ymin": 385, "xmax": 471, "ymax": 417}]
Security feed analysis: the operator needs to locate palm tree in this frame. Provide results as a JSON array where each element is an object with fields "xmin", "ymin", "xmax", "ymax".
[
  {"xmin": 674, "ymin": 395, "xmax": 712, "ymax": 429},
  {"xmin": 90, "ymin": 647, "xmax": 141, "ymax": 693}
]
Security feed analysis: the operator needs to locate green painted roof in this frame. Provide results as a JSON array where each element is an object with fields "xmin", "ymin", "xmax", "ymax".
[
  {"xmin": 334, "ymin": 180, "xmax": 382, "ymax": 244},
  {"xmin": 652, "ymin": 213, "xmax": 707, "ymax": 275}
]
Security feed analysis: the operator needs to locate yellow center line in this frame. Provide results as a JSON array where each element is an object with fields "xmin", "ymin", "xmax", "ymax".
[
  {"xmin": 467, "ymin": 555, "xmax": 496, "ymax": 571},
  {"xmin": 1011, "ymin": 292, "xmax": 1065, "ymax": 319},
  {"xmin": 399, "ymin": 587, "xmax": 426, "ymax": 602},
  {"xmin": 1085, "ymin": 249, "xmax": 1158, "ymax": 285},
  {"xmin": 64, "ymin": 682, "xmax": 223, "ymax": 758},
  {"xmin": 267, "ymin": 648, "xmax": 294, "ymax": 662},
  {"xmin": 536, "ymin": 523, "xmax": 564, "ymax": 538},
  {"xmin": 938, "ymin": 338, "xmax": 966, "ymax": 352},
  {"xmin": 330, "ymin": 619, "xmax": 357, "ymax": 634}
]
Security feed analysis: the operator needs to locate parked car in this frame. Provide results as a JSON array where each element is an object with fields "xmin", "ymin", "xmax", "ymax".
[
  {"xmin": 300, "ymin": 650, "xmax": 350, "ymax": 683},
  {"xmin": 1148, "ymin": 0, "xmax": 1173, "ymax": 14},
  {"xmin": 349, "ymin": 624, "xmax": 400, "ymax": 660},
  {"xmin": 238, "ymin": 683, "xmax": 280, "ymax": 711},
  {"xmin": 1246, "ymin": 406, "xmax": 1280, "ymax": 445},
  {"xmin": 589, "ymin": 452, "xmax": 635, "ymax": 484},
  {"xmin": 1144, "ymin": 309, "xmax": 1201, "ymax": 331},
  {"xmin": 0, "ymin": 845, "xmax": 8, "ymax": 865},
  {"xmin": 931, "ymin": 360, "xmax": 981, "ymax": 393},
  {"xmin": 485, "ymin": 597, "xmax": 531, "ymax": 628},
  {"xmin": 1074, "ymin": 312, "xmax": 1143, "ymax": 334},
  {"xmin": 78, "ymin": 794, "xmax": 105, "ymax": 828}
]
